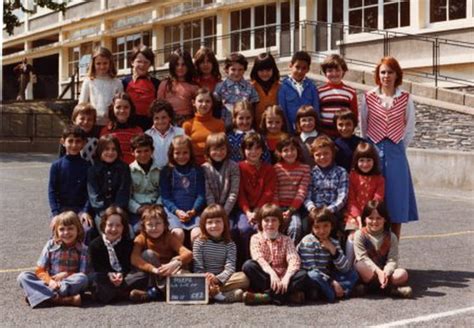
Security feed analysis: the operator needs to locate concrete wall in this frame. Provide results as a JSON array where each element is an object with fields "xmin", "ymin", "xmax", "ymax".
[{"xmin": 407, "ymin": 148, "xmax": 474, "ymax": 192}]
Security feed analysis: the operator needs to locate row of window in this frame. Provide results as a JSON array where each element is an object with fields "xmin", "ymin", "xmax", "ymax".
[{"xmin": 66, "ymin": 0, "xmax": 470, "ymax": 76}]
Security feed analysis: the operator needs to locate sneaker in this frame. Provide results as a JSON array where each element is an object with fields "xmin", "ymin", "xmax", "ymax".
[
  {"xmin": 351, "ymin": 283, "xmax": 368, "ymax": 298},
  {"xmin": 51, "ymin": 294, "xmax": 81, "ymax": 307},
  {"xmin": 221, "ymin": 289, "xmax": 244, "ymax": 303},
  {"xmin": 390, "ymin": 286, "xmax": 413, "ymax": 298},
  {"xmin": 243, "ymin": 291, "xmax": 271, "ymax": 305},
  {"xmin": 288, "ymin": 291, "xmax": 305, "ymax": 304},
  {"xmin": 129, "ymin": 289, "xmax": 149, "ymax": 303}
]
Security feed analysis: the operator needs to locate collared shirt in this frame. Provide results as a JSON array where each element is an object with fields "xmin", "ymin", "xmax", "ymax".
[
  {"xmin": 304, "ymin": 164, "xmax": 349, "ymax": 213},
  {"xmin": 250, "ymin": 232, "xmax": 301, "ymax": 278},
  {"xmin": 214, "ymin": 78, "xmax": 259, "ymax": 105},
  {"xmin": 288, "ymin": 75, "xmax": 306, "ymax": 97},
  {"xmin": 145, "ymin": 125, "xmax": 184, "ymax": 169},
  {"xmin": 129, "ymin": 159, "xmax": 162, "ymax": 214},
  {"xmin": 37, "ymin": 239, "xmax": 88, "ymax": 276}
]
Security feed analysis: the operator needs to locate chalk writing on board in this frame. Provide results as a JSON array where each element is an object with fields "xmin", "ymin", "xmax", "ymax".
[{"xmin": 166, "ymin": 274, "xmax": 209, "ymax": 304}]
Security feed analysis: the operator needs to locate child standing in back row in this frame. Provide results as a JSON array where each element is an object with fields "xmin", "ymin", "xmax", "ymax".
[
  {"xmin": 194, "ymin": 47, "xmax": 222, "ymax": 93},
  {"xmin": 79, "ymin": 47, "xmax": 123, "ymax": 127},
  {"xmin": 214, "ymin": 53, "xmax": 259, "ymax": 128},
  {"xmin": 318, "ymin": 54, "xmax": 358, "ymax": 139},
  {"xmin": 250, "ymin": 53, "xmax": 280, "ymax": 127},
  {"xmin": 278, "ymin": 51, "xmax": 319, "ymax": 134},
  {"xmin": 122, "ymin": 45, "xmax": 160, "ymax": 131},
  {"xmin": 334, "ymin": 109, "xmax": 364, "ymax": 172},
  {"xmin": 157, "ymin": 49, "xmax": 199, "ymax": 126}
]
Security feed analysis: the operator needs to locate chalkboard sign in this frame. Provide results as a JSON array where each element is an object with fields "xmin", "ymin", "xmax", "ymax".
[{"xmin": 166, "ymin": 274, "xmax": 209, "ymax": 304}]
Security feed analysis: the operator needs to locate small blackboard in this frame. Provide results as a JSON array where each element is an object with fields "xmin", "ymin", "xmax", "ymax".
[{"xmin": 166, "ymin": 274, "xmax": 209, "ymax": 304}]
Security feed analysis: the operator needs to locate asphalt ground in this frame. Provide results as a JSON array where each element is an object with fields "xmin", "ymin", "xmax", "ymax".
[{"xmin": 0, "ymin": 153, "xmax": 473, "ymax": 327}]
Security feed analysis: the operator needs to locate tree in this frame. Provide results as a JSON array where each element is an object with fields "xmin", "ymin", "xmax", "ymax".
[{"xmin": 3, "ymin": 0, "xmax": 67, "ymax": 36}]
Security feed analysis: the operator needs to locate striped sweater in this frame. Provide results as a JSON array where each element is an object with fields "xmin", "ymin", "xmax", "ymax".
[
  {"xmin": 297, "ymin": 233, "xmax": 350, "ymax": 279},
  {"xmin": 273, "ymin": 161, "xmax": 311, "ymax": 209},
  {"xmin": 193, "ymin": 238, "xmax": 237, "ymax": 284},
  {"xmin": 318, "ymin": 82, "xmax": 358, "ymax": 138}
]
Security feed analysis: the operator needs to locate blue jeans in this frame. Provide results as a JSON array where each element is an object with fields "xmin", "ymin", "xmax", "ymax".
[{"xmin": 306, "ymin": 268, "xmax": 359, "ymax": 302}]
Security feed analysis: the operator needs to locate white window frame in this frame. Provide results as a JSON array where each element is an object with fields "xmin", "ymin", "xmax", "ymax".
[
  {"xmin": 112, "ymin": 31, "xmax": 151, "ymax": 72},
  {"xmin": 429, "ymin": 0, "xmax": 467, "ymax": 23}
]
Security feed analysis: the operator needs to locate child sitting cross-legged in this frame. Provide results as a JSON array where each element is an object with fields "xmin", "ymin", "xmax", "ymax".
[
  {"xmin": 297, "ymin": 207, "xmax": 358, "ymax": 303},
  {"xmin": 242, "ymin": 204, "xmax": 307, "ymax": 305},
  {"xmin": 193, "ymin": 204, "xmax": 249, "ymax": 303},
  {"xmin": 128, "ymin": 205, "xmax": 193, "ymax": 303}
]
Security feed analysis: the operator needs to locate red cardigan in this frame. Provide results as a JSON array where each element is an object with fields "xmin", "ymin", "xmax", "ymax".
[{"xmin": 238, "ymin": 161, "xmax": 276, "ymax": 213}]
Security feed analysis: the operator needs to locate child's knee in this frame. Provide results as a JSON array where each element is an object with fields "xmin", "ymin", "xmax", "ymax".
[
  {"xmin": 171, "ymin": 228, "xmax": 185, "ymax": 241},
  {"xmin": 190, "ymin": 227, "xmax": 201, "ymax": 242},
  {"xmin": 391, "ymin": 268, "xmax": 408, "ymax": 285}
]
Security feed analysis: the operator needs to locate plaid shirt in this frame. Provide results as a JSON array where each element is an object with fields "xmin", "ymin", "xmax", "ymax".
[
  {"xmin": 250, "ymin": 232, "xmax": 301, "ymax": 278},
  {"xmin": 304, "ymin": 164, "xmax": 348, "ymax": 213},
  {"xmin": 37, "ymin": 239, "xmax": 88, "ymax": 276}
]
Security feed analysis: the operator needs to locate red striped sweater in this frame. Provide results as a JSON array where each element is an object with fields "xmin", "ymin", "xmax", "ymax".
[{"xmin": 273, "ymin": 161, "xmax": 311, "ymax": 209}]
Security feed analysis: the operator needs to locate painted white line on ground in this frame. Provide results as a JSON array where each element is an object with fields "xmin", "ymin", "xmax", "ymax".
[
  {"xmin": 370, "ymin": 306, "xmax": 474, "ymax": 328},
  {"xmin": 0, "ymin": 164, "xmax": 50, "ymax": 170},
  {"xmin": 0, "ymin": 267, "xmax": 34, "ymax": 273},
  {"xmin": 401, "ymin": 230, "xmax": 474, "ymax": 240},
  {"xmin": 417, "ymin": 190, "xmax": 474, "ymax": 202}
]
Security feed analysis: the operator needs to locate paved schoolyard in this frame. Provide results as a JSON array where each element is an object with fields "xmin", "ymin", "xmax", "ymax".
[{"xmin": 0, "ymin": 153, "xmax": 473, "ymax": 327}]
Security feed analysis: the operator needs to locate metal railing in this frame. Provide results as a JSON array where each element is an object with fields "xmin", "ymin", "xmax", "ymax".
[
  {"xmin": 155, "ymin": 20, "xmax": 473, "ymax": 87},
  {"xmin": 58, "ymin": 65, "xmax": 80, "ymax": 100}
]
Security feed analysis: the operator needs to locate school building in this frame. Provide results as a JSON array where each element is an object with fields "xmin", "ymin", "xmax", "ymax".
[{"xmin": 2, "ymin": 0, "xmax": 473, "ymax": 100}]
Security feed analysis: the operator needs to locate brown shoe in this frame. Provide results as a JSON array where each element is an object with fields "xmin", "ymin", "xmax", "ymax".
[
  {"xmin": 129, "ymin": 289, "xmax": 150, "ymax": 303},
  {"xmin": 52, "ymin": 294, "xmax": 82, "ymax": 307},
  {"xmin": 289, "ymin": 291, "xmax": 305, "ymax": 304}
]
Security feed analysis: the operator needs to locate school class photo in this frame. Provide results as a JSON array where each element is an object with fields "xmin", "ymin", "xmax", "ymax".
[{"xmin": 18, "ymin": 44, "xmax": 419, "ymax": 308}]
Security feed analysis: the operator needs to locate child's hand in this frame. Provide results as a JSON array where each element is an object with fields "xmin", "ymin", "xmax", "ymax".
[
  {"xmin": 269, "ymin": 272, "xmax": 282, "ymax": 293},
  {"xmin": 205, "ymin": 273, "xmax": 219, "ymax": 285},
  {"xmin": 48, "ymin": 279, "xmax": 60, "ymax": 290},
  {"xmin": 108, "ymin": 272, "xmax": 123, "ymax": 286},
  {"xmin": 246, "ymin": 211, "xmax": 256, "ymax": 224},
  {"xmin": 158, "ymin": 259, "xmax": 182, "ymax": 277},
  {"xmin": 320, "ymin": 239, "xmax": 337, "ymax": 256},
  {"xmin": 79, "ymin": 212, "xmax": 92, "ymax": 229},
  {"xmin": 176, "ymin": 210, "xmax": 189, "ymax": 222},
  {"xmin": 282, "ymin": 210, "xmax": 291, "ymax": 221},
  {"xmin": 376, "ymin": 269, "xmax": 389, "ymax": 288},
  {"xmin": 280, "ymin": 275, "xmax": 291, "ymax": 295},
  {"xmin": 186, "ymin": 209, "xmax": 196, "ymax": 220},
  {"xmin": 52, "ymin": 272, "xmax": 68, "ymax": 282},
  {"xmin": 332, "ymin": 281, "xmax": 345, "ymax": 298}
]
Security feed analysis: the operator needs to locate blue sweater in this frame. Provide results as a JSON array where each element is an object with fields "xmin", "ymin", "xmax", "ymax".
[
  {"xmin": 335, "ymin": 135, "xmax": 365, "ymax": 172},
  {"xmin": 160, "ymin": 164, "xmax": 206, "ymax": 214},
  {"xmin": 278, "ymin": 77, "xmax": 320, "ymax": 134},
  {"xmin": 87, "ymin": 159, "xmax": 131, "ymax": 216},
  {"xmin": 48, "ymin": 154, "xmax": 91, "ymax": 216}
]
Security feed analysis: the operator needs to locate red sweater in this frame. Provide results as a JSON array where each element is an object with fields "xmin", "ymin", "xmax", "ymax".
[
  {"xmin": 238, "ymin": 161, "xmax": 276, "ymax": 213},
  {"xmin": 100, "ymin": 124, "xmax": 143, "ymax": 164},
  {"xmin": 273, "ymin": 161, "xmax": 311, "ymax": 209},
  {"xmin": 345, "ymin": 171, "xmax": 385, "ymax": 220}
]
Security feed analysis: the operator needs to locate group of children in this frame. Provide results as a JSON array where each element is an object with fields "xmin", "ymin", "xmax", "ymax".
[{"xmin": 18, "ymin": 45, "xmax": 418, "ymax": 308}]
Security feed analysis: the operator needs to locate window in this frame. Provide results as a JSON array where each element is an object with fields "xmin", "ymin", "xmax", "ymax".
[
  {"xmin": 230, "ymin": 3, "xmax": 277, "ymax": 52},
  {"xmin": 430, "ymin": 0, "xmax": 466, "ymax": 22},
  {"xmin": 349, "ymin": 0, "xmax": 378, "ymax": 33},
  {"xmin": 68, "ymin": 41, "xmax": 100, "ymax": 77},
  {"xmin": 164, "ymin": 16, "xmax": 216, "ymax": 60},
  {"xmin": 384, "ymin": 0, "xmax": 410, "ymax": 29},
  {"xmin": 112, "ymin": 31, "xmax": 151, "ymax": 70}
]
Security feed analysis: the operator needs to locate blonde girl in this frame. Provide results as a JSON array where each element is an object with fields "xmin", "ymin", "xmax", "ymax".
[
  {"xmin": 159, "ymin": 135, "xmax": 205, "ymax": 244},
  {"xmin": 79, "ymin": 46, "xmax": 123, "ymax": 126},
  {"xmin": 193, "ymin": 204, "xmax": 249, "ymax": 303},
  {"xmin": 259, "ymin": 105, "xmax": 288, "ymax": 162},
  {"xmin": 227, "ymin": 100, "xmax": 271, "ymax": 163},
  {"xmin": 18, "ymin": 212, "xmax": 88, "ymax": 308}
]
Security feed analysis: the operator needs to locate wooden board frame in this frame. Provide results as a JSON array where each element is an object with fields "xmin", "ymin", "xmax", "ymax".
[{"xmin": 166, "ymin": 273, "xmax": 209, "ymax": 305}]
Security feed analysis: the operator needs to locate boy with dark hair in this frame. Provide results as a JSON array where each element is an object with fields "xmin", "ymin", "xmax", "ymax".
[
  {"xmin": 318, "ymin": 54, "xmax": 358, "ymax": 138},
  {"xmin": 297, "ymin": 207, "xmax": 358, "ymax": 302},
  {"xmin": 334, "ymin": 109, "xmax": 364, "ymax": 172},
  {"xmin": 48, "ymin": 125, "xmax": 92, "ymax": 230},
  {"xmin": 278, "ymin": 50, "xmax": 319, "ymax": 134},
  {"xmin": 129, "ymin": 133, "xmax": 162, "ymax": 234}
]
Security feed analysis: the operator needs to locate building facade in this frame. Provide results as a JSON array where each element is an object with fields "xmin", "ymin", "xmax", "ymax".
[{"xmin": 2, "ymin": 0, "xmax": 473, "ymax": 100}]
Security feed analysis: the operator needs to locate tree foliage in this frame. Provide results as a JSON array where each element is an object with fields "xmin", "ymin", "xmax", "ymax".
[{"xmin": 3, "ymin": 0, "xmax": 67, "ymax": 36}]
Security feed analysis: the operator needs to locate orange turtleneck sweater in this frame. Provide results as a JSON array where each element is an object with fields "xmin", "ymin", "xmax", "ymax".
[{"xmin": 183, "ymin": 111, "xmax": 225, "ymax": 165}]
